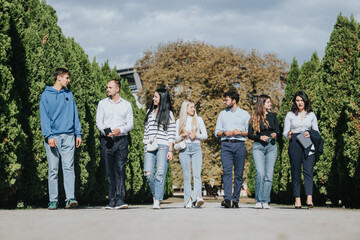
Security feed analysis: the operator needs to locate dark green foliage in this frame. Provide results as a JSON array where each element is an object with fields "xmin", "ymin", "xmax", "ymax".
[
  {"xmin": 246, "ymin": 155, "xmax": 255, "ymax": 198},
  {"xmin": 316, "ymin": 14, "xmax": 360, "ymax": 207},
  {"xmin": 0, "ymin": 0, "xmax": 27, "ymax": 207},
  {"xmin": 269, "ymin": 58, "xmax": 300, "ymax": 203},
  {"xmin": 298, "ymin": 52, "xmax": 321, "ymax": 102},
  {"xmin": 119, "ymin": 79, "xmax": 154, "ymax": 203},
  {"xmin": 269, "ymin": 14, "xmax": 360, "ymax": 207},
  {"xmin": 0, "ymin": 0, "xmax": 152, "ymax": 207}
]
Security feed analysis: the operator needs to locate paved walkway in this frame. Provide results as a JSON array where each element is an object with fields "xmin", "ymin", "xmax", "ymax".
[{"xmin": 1, "ymin": 200, "xmax": 359, "ymax": 240}]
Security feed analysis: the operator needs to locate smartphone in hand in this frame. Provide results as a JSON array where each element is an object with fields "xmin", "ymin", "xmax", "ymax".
[{"xmin": 104, "ymin": 128, "xmax": 112, "ymax": 136}]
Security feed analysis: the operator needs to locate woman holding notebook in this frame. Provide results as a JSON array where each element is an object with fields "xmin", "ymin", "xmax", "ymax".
[{"xmin": 283, "ymin": 91, "xmax": 319, "ymax": 209}]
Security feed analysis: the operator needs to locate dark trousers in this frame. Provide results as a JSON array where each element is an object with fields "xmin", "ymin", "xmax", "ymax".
[
  {"xmin": 288, "ymin": 134, "xmax": 315, "ymax": 198},
  {"xmin": 221, "ymin": 141, "xmax": 246, "ymax": 202},
  {"xmin": 100, "ymin": 136, "xmax": 129, "ymax": 202}
]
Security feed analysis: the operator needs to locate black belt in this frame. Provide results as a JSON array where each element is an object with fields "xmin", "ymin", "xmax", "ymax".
[
  {"xmin": 222, "ymin": 139, "xmax": 244, "ymax": 143},
  {"xmin": 102, "ymin": 136, "xmax": 126, "ymax": 142}
]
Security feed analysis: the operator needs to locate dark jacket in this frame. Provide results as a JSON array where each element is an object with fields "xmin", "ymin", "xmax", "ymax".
[{"xmin": 303, "ymin": 129, "xmax": 324, "ymax": 159}]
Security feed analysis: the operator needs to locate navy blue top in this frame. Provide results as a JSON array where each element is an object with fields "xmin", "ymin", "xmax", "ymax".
[{"xmin": 248, "ymin": 112, "xmax": 279, "ymax": 146}]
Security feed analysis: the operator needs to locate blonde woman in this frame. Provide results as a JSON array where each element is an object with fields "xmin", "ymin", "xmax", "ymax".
[{"xmin": 175, "ymin": 100, "xmax": 208, "ymax": 208}]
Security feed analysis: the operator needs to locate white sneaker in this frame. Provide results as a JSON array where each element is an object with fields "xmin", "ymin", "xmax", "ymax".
[
  {"xmin": 195, "ymin": 197, "xmax": 204, "ymax": 208},
  {"xmin": 153, "ymin": 199, "xmax": 160, "ymax": 210},
  {"xmin": 114, "ymin": 203, "xmax": 128, "ymax": 210},
  {"xmin": 185, "ymin": 199, "xmax": 192, "ymax": 209},
  {"xmin": 255, "ymin": 202, "xmax": 263, "ymax": 209},
  {"xmin": 263, "ymin": 203, "xmax": 270, "ymax": 209}
]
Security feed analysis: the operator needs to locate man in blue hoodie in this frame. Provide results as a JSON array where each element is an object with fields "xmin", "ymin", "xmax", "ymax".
[{"xmin": 40, "ymin": 68, "xmax": 82, "ymax": 210}]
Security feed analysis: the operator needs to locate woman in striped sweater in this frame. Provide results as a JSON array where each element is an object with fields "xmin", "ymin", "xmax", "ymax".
[{"xmin": 143, "ymin": 88, "xmax": 176, "ymax": 209}]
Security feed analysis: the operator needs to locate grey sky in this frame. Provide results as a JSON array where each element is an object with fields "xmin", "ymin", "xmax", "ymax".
[{"xmin": 46, "ymin": 0, "xmax": 360, "ymax": 69}]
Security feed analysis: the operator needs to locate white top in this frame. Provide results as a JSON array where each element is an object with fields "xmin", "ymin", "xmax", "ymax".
[
  {"xmin": 96, "ymin": 97, "xmax": 134, "ymax": 136},
  {"xmin": 143, "ymin": 110, "xmax": 176, "ymax": 146},
  {"xmin": 283, "ymin": 111, "xmax": 319, "ymax": 154},
  {"xmin": 283, "ymin": 111, "xmax": 319, "ymax": 138},
  {"xmin": 175, "ymin": 116, "xmax": 208, "ymax": 144}
]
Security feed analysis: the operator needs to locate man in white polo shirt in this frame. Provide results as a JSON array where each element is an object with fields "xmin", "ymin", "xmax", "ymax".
[{"xmin": 96, "ymin": 79, "xmax": 134, "ymax": 209}]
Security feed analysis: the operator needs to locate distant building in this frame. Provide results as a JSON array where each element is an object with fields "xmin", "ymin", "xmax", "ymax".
[{"xmin": 117, "ymin": 68, "xmax": 144, "ymax": 108}]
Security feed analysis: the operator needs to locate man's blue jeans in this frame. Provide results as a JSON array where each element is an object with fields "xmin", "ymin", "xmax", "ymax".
[
  {"xmin": 44, "ymin": 134, "xmax": 75, "ymax": 202},
  {"xmin": 252, "ymin": 142, "xmax": 278, "ymax": 204},
  {"xmin": 179, "ymin": 142, "xmax": 203, "ymax": 206},
  {"xmin": 221, "ymin": 141, "xmax": 246, "ymax": 203},
  {"xmin": 144, "ymin": 144, "xmax": 169, "ymax": 201}
]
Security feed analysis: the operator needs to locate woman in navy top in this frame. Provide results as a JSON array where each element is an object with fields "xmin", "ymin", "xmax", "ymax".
[{"xmin": 248, "ymin": 94, "xmax": 279, "ymax": 209}]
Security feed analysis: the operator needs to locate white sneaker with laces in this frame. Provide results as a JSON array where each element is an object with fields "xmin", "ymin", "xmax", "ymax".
[
  {"xmin": 263, "ymin": 203, "xmax": 270, "ymax": 209},
  {"xmin": 185, "ymin": 199, "xmax": 192, "ymax": 208},
  {"xmin": 153, "ymin": 199, "xmax": 160, "ymax": 210},
  {"xmin": 255, "ymin": 202, "xmax": 263, "ymax": 209}
]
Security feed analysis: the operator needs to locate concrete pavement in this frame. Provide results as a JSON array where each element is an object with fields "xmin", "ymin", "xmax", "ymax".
[{"xmin": 1, "ymin": 199, "xmax": 359, "ymax": 240}]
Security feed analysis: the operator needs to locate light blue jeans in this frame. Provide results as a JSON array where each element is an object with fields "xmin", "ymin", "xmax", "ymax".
[
  {"xmin": 44, "ymin": 134, "xmax": 75, "ymax": 202},
  {"xmin": 144, "ymin": 144, "xmax": 169, "ymax": 201},
  {"xmin": 179, "ymin": 142, "xmax": 203, "ymax": 206},
  {"xmin": 252, "ymin": 142, "xmax": 277, "ymax": 204}
]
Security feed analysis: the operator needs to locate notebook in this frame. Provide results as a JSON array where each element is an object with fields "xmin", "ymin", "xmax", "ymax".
[{"xmin": 296, "ymin": 132, "xmax": 313, "ymax": 149}]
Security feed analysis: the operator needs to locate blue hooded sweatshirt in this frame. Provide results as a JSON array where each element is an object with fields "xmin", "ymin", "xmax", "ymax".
[{"xmin": 40, "ymin": 86, "xmax": 82, "ymax": 139}]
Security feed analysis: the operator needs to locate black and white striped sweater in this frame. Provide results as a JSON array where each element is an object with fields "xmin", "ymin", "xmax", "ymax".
[{"xmin": 143, "ymin": 110, "xmax": 176, "ymax": 146}]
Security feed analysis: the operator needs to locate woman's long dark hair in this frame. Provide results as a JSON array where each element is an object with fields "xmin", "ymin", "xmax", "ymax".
[
  {"xmin": 291, "ymin": 91, "xmax": 313, "ymax": 114},
  {"xmin": 144, "ymin": 88, "xmax": 173, "ymax": 131}
]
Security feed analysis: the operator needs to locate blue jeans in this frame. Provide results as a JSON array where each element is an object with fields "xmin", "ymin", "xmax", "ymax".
[
  {"xmin": 221, "ymin": 141, "xmax": 246, "ymax": 203},
  {"xmin": 252, "ymin": 142, "xmax": 278, "ymax": 204},
  {"xmin": 179, "ymin": 142, "xmax": 203, "ymax": 206},
  {"xmin": 144, "ymin": 144, "xmax": 169, "ymax": 201},
  {"xmin": 44, "ymin": 134, "xmax": 75, "ymax": 202}
]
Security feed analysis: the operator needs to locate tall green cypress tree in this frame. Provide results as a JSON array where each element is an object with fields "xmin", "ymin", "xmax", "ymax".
[
  {"xmin": 316, "ymin": 14, "xmax": 359, "ymax": 206},
  {"xmin": 296, "ymin": 52, "xmax": 328, "ymax": 203},
  {"xmin": 270, "ymin": 58, "xmax": 300, "ymax": 203},
  {"xmin": 102, "ymin": 66, "xmax": 166, "ymax": 202},
  {"xmin": 61, "ymin": 38, "xmax": 97, "ymax": 202},
  {"xmin": 341, "ymin": 39, "xmax": 360, "ymax": 207},
  {"xmin": 118, "ymin": 80, "xmax": 152, "ymax": 202},
  {"xmin": 83, "ymin": 59, "xmax": 108, "ymax": 204},
  {"xmin": 1, "ymin": 0, "xmax": 170, "ymax": 207},
  {"xmin": 0, "ymin": 0, "xmax": 27, "ymax": 207},
  {"xmin": 298, "ymin": 52, "xmax": 321, "ymax": 101},
  {"xmin": 14, "ymin": 0, "xmax": 67, "ymax": 205}
]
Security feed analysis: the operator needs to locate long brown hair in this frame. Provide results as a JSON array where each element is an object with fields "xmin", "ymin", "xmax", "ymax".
[{"xmin": 249, "ymin": 94, "xmax": 271, "ymax": 134}]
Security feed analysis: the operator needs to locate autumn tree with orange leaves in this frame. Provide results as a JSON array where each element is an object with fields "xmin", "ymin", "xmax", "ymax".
[{"xmin": 135, "ymin": 40, "xmax": 288, "ymax": 195}]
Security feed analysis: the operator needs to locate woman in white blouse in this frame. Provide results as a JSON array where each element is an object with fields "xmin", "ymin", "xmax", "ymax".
[
  {"xmin": 175, "ymin": 100, "xmax": 208, "ymax": 208},
  {"xmin": 283, "ymin": 91, "xmax": 319, "ymax": 209}
]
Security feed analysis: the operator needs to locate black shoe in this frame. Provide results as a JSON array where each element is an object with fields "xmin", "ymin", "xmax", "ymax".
[
  {"xmin": 232, "ymin": 201, "xmax": 239, "ymax": 208},
  {"xmin": 105, "ymin": 200, "xmax": 116, "ymax": 210},
  {"xmin": 221, "ymin": 199, "xmax": 231, "ymax": 208}
]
